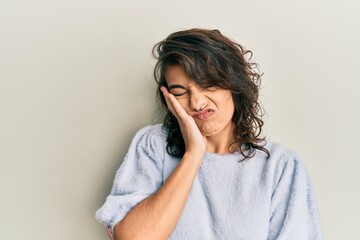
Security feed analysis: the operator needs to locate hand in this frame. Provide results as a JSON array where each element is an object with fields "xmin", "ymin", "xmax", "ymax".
[
  {"xmin": 161, "ymin": 86, "xmax": 206, "ymax": 158},
  {"xmin": 107, "ymin": 228, "xmax": 114, "ymax": 240}
]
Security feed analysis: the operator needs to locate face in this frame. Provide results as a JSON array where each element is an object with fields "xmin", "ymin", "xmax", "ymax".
[{"xmin": 164, "ymin": 65, "xmax": 235, "ymax": 138}]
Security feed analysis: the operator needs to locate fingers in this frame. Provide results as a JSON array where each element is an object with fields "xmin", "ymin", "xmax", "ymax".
[
  {"xmin": 107, "ymin": 228, "xmax": 115, "ymax": 240},
  {"xmin": 160, "ymin": 86, "xmax": 206, "ymax": 155},
  {"xmin": 160, "ymin": 86, "xmax": 189, "ymax": 121},
  {"xmin": 160, "ymin": 86, "xmax": 178, "ymax": 119}
]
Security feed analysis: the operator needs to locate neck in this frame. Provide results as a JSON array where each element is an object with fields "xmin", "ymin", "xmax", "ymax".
[{"xmin": 205, "ymin": 122, "xmax": 236, "ymax": 154}]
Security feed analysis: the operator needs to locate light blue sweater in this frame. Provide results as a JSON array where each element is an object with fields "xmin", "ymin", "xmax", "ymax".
[{"xmin": 96, "ymin": 124, "xmax": 322, "ymax": 239}]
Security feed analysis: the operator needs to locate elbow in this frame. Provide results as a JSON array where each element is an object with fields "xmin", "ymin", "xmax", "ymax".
[
  {"xmin": 113, "ymin": 220, "xmax": 165, "ymax": 240},
  {"xmin": 112, "ymin": 220, "xmax": 143, "ymax": 240},
  {"xmin": 113, "ymin": 221, "xmax": 130, "ymax": 240}
]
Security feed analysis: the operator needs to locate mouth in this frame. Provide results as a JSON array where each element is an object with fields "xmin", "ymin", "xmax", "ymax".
[{"xmin": 190, "ymin": 109, "xmax": 215, "ymax": 120}]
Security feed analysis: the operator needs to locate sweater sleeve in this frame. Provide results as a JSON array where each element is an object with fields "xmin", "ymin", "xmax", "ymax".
[
  {"xmin": 268, "ymin": 155, "xmax": 322, "ymax": 240},
  {"xmin": 95, "ymin": 126, "xmax": 165, "ymax": 232}
]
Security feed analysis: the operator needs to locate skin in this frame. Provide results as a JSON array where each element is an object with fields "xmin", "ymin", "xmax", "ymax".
[
  {"xmin": 165, "ymin": 65, "xmax": 236, "ymax": 154},
  {"xmin": 111, "ymin": 65, "xmax": 236, "ymax": 240}
]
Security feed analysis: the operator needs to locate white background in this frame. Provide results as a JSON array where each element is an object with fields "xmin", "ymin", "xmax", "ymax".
[{"xmin": 1, "ymin": 0, "xmax": 359, "ymax": 239}]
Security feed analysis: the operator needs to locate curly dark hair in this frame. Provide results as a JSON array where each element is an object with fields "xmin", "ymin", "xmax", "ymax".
[{"xmin": 152, "ymin": 28, "xmax": 269, "ymax": 160}]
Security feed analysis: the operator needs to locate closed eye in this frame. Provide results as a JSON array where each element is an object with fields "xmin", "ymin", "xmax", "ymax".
[
  {"xmin": 172, "ymin": 92, "xmax": 188, "ymax": 97},
  {"xmin": 168, "ymin": 84, "xmax": 189, "ymax": 97},
  {"xmin": 203, "ymin": 86, "xmax": 217, "ymax": 91},
  {"xmin": 200, "ymin": 84, "xmax": 218, "ymax": 91}
]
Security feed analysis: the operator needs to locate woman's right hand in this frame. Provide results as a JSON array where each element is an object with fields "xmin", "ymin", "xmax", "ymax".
[{"xmin": 161, "ymin": 86, "xmax": 207, "ymax": 159}]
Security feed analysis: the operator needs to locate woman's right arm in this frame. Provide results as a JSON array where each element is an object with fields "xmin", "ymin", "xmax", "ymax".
[
  {"xmin": 113, "ymin": 151, "xmax": 203, "ymax": 240},
  {"xmin": 113, "ymin": 87, "xmax": 206, "ymax": 240}
]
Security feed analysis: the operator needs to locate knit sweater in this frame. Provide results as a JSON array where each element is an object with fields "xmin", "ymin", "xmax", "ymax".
[{"xmin": 95, "ymin": 124, "xmax": 322, "ymax": 239}]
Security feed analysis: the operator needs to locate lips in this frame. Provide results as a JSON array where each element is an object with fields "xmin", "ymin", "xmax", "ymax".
[{"xmin": 190, "ymin": 109, "xmax": 214, "ymax": 120}]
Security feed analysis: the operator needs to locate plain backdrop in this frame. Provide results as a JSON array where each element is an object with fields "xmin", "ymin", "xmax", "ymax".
[{"xmin": 1, "ymin": 0, "xmax": 359, "ymax": 239}]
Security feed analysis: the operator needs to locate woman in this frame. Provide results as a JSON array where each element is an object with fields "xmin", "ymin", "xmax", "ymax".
[{"xmin": 96, "ymin": 28, "xmax": 322, "ymax": 239}]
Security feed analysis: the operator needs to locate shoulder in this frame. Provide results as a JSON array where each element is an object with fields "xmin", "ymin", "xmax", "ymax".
[
  {"xmin": 261, "ymin": 140, "xmax": 303, "ymax": 164},
  {"xmin": 255, "ymin": 140, "xmax": 309, "ymax": 177},
  {"xmin": 260, "ymin": 140, "xmax": 309, "ymax": 184},
  {"xmin": 119, "ymin": 124, "xmax": 169, "ymax": 169},
  {"xmin": 129, "ymin": 124, "xmax": 168, "ymax": 156},
  {"xmin": 132, "ymin": 124, "xmax": 168, "ymax": 143}
]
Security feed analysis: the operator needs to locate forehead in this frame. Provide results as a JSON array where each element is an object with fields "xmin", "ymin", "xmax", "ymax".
[{"xmin": 164, "ymin": 65, "xmax": 193, "ymax": 86}]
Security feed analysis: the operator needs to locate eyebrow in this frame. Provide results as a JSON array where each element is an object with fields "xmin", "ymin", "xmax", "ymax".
[{"xmin": 168, "ymin": 84, "xmax": 187, "ymax": 90}]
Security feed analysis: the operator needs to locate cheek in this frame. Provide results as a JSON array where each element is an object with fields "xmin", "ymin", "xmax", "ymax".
[
  {"xmin": 176, "ymin": 98, "xmax": 189, "ymax": 111},
  {"xmin": 220, "ymin": 95, "xmax": 235, "ymax": 117},
  {"xmin": 228, "ymin": 103, "xmax": 235, "ymax": 118},
  {"xmin": 227, "ymin": 98, "xmax": 235, "ymax": 112}
]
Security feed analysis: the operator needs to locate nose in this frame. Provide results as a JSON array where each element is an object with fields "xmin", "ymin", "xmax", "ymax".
[{"xmin": 189, "ymin": 87, "xmax": 207, "ymax": 112}]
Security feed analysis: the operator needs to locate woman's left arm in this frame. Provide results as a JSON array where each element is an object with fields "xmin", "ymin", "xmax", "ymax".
[
  {"xmin": 268, "ymin": 156, "xmax": 322, "ymax": 240},
  {"xmin": 107, "ymin": 228, "xmax": 114, "ymax": 240}
]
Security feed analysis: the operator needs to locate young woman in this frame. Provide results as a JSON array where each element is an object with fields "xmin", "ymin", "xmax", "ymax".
[{"xmin": 96, "ymin": 28, "xmax": 322, "ymax": 240}]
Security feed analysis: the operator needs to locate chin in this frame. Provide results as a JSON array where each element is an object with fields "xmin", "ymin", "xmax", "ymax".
[
  {"xmin": 202, "ymin": 131, "xmax": 218, "ymax": 137},
  {"xmin": 198, "ymin": 124, "xmax": 220, "ymax": 136}
]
